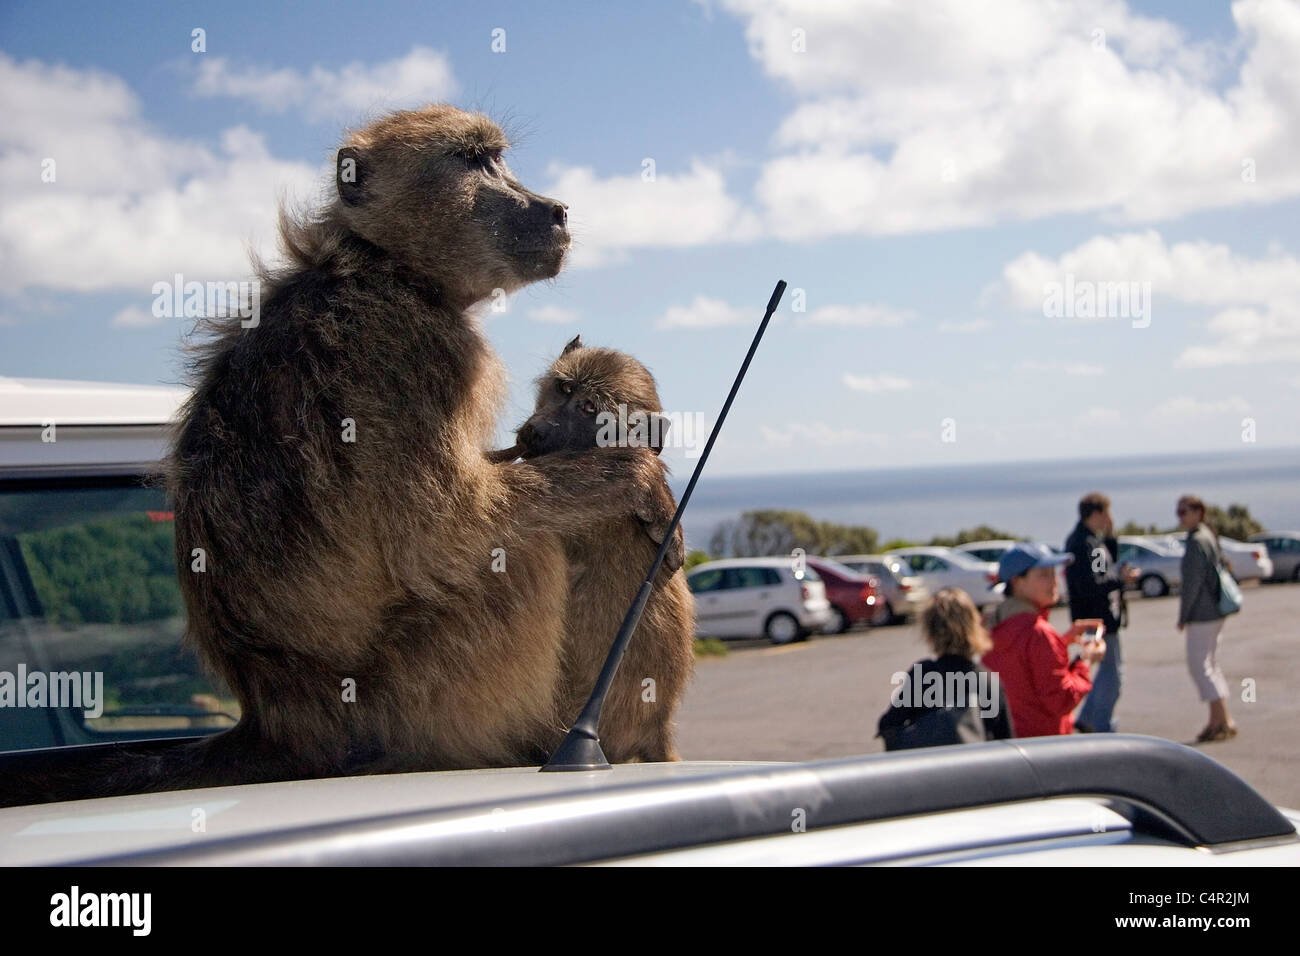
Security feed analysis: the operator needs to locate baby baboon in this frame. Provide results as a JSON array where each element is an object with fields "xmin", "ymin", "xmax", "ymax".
[
  {"xmin": 1, "ymin": 106, "xmax": 681, "ymax": 807},
  {"xmin": 491, "ymin": 337, "xmax": 695, "ymax": 762}
]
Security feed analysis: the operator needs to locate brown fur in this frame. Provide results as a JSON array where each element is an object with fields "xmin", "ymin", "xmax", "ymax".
[
  {"xmin": 1, "ymin": 105, "xmax": 681, "ymax": 807},
  {"xmin": 493, "ymin": 337, "xmax": 695, "ymax": 762}
]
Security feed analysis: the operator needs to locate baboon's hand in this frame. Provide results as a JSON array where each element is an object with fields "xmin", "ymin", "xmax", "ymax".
[{"xmin": 630, "ymin": 451, "xmax": 683, "ymax": 572}]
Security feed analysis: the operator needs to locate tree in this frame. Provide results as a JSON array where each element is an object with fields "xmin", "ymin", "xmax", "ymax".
[
  {"xmin": 708, "ymin": 510, "xmax": 879, "ymax": 558},
  {"xmin": 929, "ymin": 525, "xmax": 1023, "ymax": 547},
  {"xmin": 1206, "ymin": 503, "xmax": 1263, "ymax": 541}
]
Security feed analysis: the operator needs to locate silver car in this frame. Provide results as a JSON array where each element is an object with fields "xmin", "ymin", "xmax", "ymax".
[
  {"xmin": 835, "ymin": 553, "xmax": 930, "ymax": 624},
  {"xmin": 1249, "ymin": 531, "xmax": 1300, "ymax": 582},
  {"xmin": 1117, "ymin": 536, "xmax": 1184, "ymax": 598},
  {"xmin": 687, "ymin": 558, "xmax": 832, "ymax": 644}
]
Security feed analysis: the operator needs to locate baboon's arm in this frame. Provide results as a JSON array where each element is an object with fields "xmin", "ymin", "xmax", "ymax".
[
  {"xmin": 486, "ymin": 444, "xmax": 524, "ymax": 464},
  {"xmin": 501, "ymin": 448, "xmax": 685, "ymax": 573}
]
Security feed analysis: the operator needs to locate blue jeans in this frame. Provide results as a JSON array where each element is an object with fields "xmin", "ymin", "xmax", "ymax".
[{"xmin": 1077, "ymin": 632, "xmax": 1122, "ymax": 732}]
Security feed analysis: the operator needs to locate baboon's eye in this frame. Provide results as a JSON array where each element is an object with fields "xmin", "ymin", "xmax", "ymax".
[
  {"xmin": 582, "ymin": 400, "xmax": 597, "ymax": 415},
  {"xmin": 558, "ymin": 380, "xmax": 573, "ymax": 396}
]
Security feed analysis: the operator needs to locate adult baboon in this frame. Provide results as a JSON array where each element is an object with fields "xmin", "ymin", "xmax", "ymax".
[
  {"xmin": 1, "ymin": 106, "xmax": 679, "ymax": 807},
  {"xmin": 490, "ymin": 337, "xmax": 695, "ymax": 762}
]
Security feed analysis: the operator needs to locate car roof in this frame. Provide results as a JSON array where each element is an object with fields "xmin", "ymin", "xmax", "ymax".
[
  {"xmin": 955, "ymin": 539, "xmax": 1018, "ymax": 549},
  {"xmin": 687, "ymin": 557, "xmax": 800, "ymax": 571},
  {"xmin": 0, "ymin": 759, "xmax": 767, "ymax": 866},
  {"xmin": 4, "ymin": 736, "xmax": 1293, "ymax": 866},
  {"xmin": 1250, "ymin": 531, "xmax": 1298, "ymax": 538},
  {"xmin": 0, "ymin": 377, "xmax": 189, "ymax": 426}
]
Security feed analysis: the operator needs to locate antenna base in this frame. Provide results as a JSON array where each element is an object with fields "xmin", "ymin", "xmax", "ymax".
[{"xmin": 540, "ymin": 728, "xmax": 611, "ymax": 772}]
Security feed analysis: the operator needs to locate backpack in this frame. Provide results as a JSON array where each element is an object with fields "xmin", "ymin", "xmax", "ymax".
[{"xmin": 879, "ymin": 701, "xmax": 987, "ymax": 751}]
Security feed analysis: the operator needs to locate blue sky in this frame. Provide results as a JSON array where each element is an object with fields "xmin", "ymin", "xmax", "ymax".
[{"xmin": 3, "ymin": 0, "xmax": 1298, "ymax": 476}]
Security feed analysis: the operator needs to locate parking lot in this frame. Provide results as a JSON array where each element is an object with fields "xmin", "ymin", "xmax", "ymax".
[{"xmin": 676, "ymin": 580, "xmax": 1300, "ymax": 809}]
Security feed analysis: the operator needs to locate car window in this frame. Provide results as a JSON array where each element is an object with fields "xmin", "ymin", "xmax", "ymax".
[
  {"xmin": 688, "ymin": 568, "xmax": 727, "ymax": 593},
  {"xmin": 0, "ymin": 480, "xmax": 236, "ymax": 753},
  {"xmin": 728, "ymin": 567, "xmax": 778, "ymax": 589}
]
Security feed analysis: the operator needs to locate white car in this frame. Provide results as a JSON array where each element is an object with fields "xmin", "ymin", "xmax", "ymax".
[
  {"xmin": 1118, "ymin": 536, "xmax": 1184, "ymax": 597},
  {"xmin": 956, "ymin": 539, "xmax": 1070, "ymax": 605},
  {"xmin": 687, "ymin": 557, "xmax": 831, "ymax": 644},
  {"xmin": 1249, "ymin": 531, "xmax": 1300, "ymax": 582},
  {"xmin": 1148, "ymin": 534, "xmax": 1273, "ymax": 584},
  {"xmin": 884, "ymin": 546, "xmax": 1002, "ymax": 609},
  {"xmin": 3, "ymin": 382, "xmax": 1298, "ymax": 869},
  {"xmin": 1219, "ymin": 537, "xmax": 1273, "ymax": 582}
]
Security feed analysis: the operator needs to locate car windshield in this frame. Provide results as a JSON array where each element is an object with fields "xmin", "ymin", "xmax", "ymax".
[{"xmin": 0, "ymin": 480, "xmax": 236, "ymax": 752}]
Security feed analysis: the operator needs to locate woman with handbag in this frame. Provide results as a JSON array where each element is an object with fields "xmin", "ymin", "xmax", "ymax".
[{"xmin": 1176, "ymin": 494, "xmax": 1239, "ymax": 743}]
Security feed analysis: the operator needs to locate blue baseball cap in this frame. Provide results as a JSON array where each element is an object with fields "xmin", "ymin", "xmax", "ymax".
[{"xmin": 995, "ymin": 542, "xmax": 1073, "ymax": 587}]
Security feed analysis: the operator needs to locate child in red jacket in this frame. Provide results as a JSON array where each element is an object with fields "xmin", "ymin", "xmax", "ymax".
[{"xmin": 982, "ymin": 543, "xmax": 1107, "ymax": 737}]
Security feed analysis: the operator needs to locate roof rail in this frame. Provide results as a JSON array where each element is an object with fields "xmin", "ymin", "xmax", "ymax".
[{"xmin": 79, "ymin": 734, "xmax": 1296, "ymax": 866}]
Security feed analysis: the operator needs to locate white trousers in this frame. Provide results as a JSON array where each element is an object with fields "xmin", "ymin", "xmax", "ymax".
[{"xmin": 1185, "ymin": 619, "xmax": 1229, "ymax": 703}]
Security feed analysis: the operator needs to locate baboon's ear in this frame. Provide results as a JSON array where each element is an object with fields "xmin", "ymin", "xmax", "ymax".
[
  {"xmin": 561, "ymin": 334, "xmax": 583, "ymax": 355},
  {"xmin": 337, "ymin": 147, "xmax": 367, "ymax": 206},
  {"xmin": 649, "ymin": 412, "xmax": 671, "ymax": 456}
]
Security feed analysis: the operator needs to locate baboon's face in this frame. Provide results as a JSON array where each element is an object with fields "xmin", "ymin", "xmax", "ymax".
[
  {"xmin": 337, "ymin": 106, "xmax": 570, "ymax": 307},
  {"xmin": 515, "ymin": 337, "xmax": 667, "ymax": 458}
]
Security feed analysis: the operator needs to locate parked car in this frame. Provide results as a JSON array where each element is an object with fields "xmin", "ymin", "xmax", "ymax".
[
  {"xmin": 1219, "ymin": 537, "xmax": 1273, "ymax": 582},
  {"xmin": 1249, "ymin": 531, "xmax": 1300, "ymax": 582},
  {"xmin": 1117, "ymin": 535, "xmax": 1184, "ymax": 597},
  {"xmin": 956, "ymin": 539, "xmax": 1069, "ymax": 605},
  {"xmin": 835, "ymin": 553, "xmax": 930, "ymax": 624},
  {"xmin": 3, "ymin": 383, "xmax": 1298, "ymax": 868},
  {"xmin": 0, "ymin": 378, "xmax": 237, "ymax": 755},
  {"xmin": 1147, "ymin": 534, "xmax": 1273, "ymax": 584},
  {"xmin": 2, "ymin": 735, "xmax": 1296, "ymax": 866},
  {"xmin": 884, "ymin": 546, "xmax": 1002, "ymax": 609},
  {"xmin": 804, "ymin": 557, "xmax": 880, "ymax": 634},
  {"xmin": 686, "ymin": 558, "xmax": 831, "ymax": 644}
]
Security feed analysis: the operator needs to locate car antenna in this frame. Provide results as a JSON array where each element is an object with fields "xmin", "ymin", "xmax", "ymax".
[{"xmin": 542, "ymin": 279, "xmax": 787, "ymax": 772}]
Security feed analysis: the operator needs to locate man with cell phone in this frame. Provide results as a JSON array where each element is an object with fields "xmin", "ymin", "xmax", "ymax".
[{"xmin": 1064, "ymin": 492, "xmax": 1140, "ymax": 733}]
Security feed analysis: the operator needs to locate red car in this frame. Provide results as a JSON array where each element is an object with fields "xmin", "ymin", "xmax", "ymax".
[{"xmin": 805, "ymin": 557, "xmax": 881, "ymax": 634}]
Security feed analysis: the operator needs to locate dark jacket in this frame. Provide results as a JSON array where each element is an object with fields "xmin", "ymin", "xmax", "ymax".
[
  {"xmin": 1180, "ymin": 523, "xmax": 1225, "ymax": 626},
  {"xmin": 1064, "ymin": 520, "xmax": 1124, "ymax": 632},
  {"xmin": 877, "ymin": 654, "xmax": 1013, "ymax": 750}
]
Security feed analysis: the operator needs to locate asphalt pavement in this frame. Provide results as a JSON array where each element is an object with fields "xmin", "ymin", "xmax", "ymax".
[{"xmin": 676, "ymin": 579, "xmax": 1300, "ymax": 809}]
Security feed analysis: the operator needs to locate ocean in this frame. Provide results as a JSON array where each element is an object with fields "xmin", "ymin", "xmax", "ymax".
[{"xmin": 671, "ymin": 446, "xmax": 1300, "ymax": 553}]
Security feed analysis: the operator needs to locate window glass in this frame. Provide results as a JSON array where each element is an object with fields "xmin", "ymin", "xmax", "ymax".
[
  {"xmin": 729, "ymin": 567, "xmax": 772, "ymax": 589},
  {"xmin": 0, "ymin": 481, "xmax": 235, "ymax": 753},
  {"xmin": 688, "ymin": 568, "xmax": 727, "ymax": 593}
]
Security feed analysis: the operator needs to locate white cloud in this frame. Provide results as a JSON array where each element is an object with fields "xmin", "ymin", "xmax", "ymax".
[
  {"xmin": 191, "ymin": 47, "xmax": 459, "ymax": 122},
  {"xmin": 760, "ymin": 422, "xmax": 886, "ymax": 447},
  {"xmin": 110, "ymin": 305, "xmax": 162, "ymax": 329},
  {"xmin": 842, "ymin": 373, "xmax": 912, "ymax": 393},
  {"xmin": 997, "ymin": 230, "xmax": 1300, "ymax": 365},
  {"xmin": 654, "ymin": 295, "xmax": 755, "ymax": 330},
  {"xmin": 798, "ymin": 303, "xmax": 912, "ymax": 326},
  {"xmin": 1018, "ymin": 359, "xmax": 1106, "ymax": 376},
  {"xmin": 527, "ymin": 305, "xmax": 579, "ymax": 324},
  {"xmin": 1075, "ymin": 407, "xmax": 1124, "ymax": 427},
  {"xmin": 1144, "ymin": 395, "xmax": 1251, "ymax": 426},
  {"xmin": 0, "ymin": 53, "xmax": 319, "ymax": 297},
  {"xmin": 546, "ymin": 161, "xmax": 761, "ymax": 268},
  {"xmin": 728, "ymin": 0, "xmax": 1300, "ymax": 238},
  {"xmin": 939, "ymin": 319, "xmax": 992, "ymax": 333}
]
